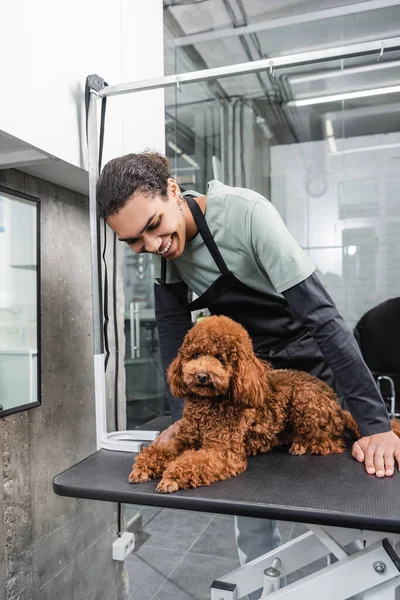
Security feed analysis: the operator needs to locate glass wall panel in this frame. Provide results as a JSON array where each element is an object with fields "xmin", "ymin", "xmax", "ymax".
[
  {"xmin": 274, "ymin": 55, "xmax": 400, "ymax": 329},
  {"xmin": 125, "ymin": 18, "xmax": 400, "ymax": 430}
]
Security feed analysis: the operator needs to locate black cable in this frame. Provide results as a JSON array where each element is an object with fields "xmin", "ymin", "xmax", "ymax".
[
  {"xmin": 102, "ymin": 220, "xmax": 110, "ymax": 371},
  {"xmin": 85, "ymin": 76, "xmax": 122, "ymax": 536},
  {"xmin": 98, "ymin": 90, "xmax": 112, "ymax": 372},
  {"xmin": 113, "ymin": 232, "xmax": 119, "ymax": 433},
  {"xmin": 99, "ymin": 94, "xmax": 122, "ymax": 536},
  {"xmin": 113, "ymin": 234, "xmax": 121, "ymax": 541}
]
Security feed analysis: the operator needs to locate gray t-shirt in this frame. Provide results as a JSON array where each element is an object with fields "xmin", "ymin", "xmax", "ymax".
[{"xmin": 153, "ymin": 180, "xmax": 315, "ymax": 296}]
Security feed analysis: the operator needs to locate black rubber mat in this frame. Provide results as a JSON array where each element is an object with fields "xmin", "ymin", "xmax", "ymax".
[{"xmin": 53, "ymin": 449, "xmax": 400, "ymax": 533}]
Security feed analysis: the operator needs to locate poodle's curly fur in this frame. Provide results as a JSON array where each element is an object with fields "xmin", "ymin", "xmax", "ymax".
[{"xmin": 128, "ymin": 316, "xmax": 395, "ymax": 493}]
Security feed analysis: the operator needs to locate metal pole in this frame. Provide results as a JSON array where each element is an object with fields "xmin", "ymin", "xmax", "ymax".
[
  {"xmin": 87, "ymin": 86, "xmax": 107, "ymax": 448},
  {"xmin": 98, "ymin": 37, "xmax": 400, "ymax": 98},
  {"xmin": 86, "ymin": 76, "xmax": 161, "ymax": 452}
]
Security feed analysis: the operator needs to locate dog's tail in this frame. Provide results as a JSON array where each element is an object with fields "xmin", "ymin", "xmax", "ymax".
[
  {"xmin": 341, "ymin": 410, "xmax": 361, "ymax": 438},
  {"xmin": 391, "ymin": 418, "xmax": 400, "ymax": 438},
  {"xmin": 343, "ymin": 412, "xmax": 400, "ymax": 439}
]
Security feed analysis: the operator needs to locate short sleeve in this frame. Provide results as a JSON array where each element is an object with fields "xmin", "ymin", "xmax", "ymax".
[
  {"xmin": 152, "ymin": 254, "xmax": 183, "ymax": 285},
  {"xmin": 250, "ymin": 200, "xmax": 315, "ymax": 293}
]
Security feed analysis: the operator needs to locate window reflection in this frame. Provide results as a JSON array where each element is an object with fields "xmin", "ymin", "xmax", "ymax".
[{"xmin": 0, "ymin": 190, "xmax": 40, "ymax": 415}]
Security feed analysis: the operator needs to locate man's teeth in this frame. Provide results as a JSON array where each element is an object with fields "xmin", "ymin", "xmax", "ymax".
[{"xmin": 158, "ymin": 237, "xmax": 172, "ymax": 255}]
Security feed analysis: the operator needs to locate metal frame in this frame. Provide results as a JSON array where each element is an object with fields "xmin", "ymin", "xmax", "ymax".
[
  {"xmin": 87, "ymin": 35, "xmax": 400, "ymax": 452},
  {"xmin": 210, "ymin": 526, "xmax": 400, "ymax": 599},
  {"xmin": 98, "ymin": 37, "xmax": 400, "ymax": 98},
  {"xmin": 87, "ymin": 86, "xmax": 156, "ymax": 452},
  {"xmin": 377, "ymin": 375, "xmax": 399, "ymax": 419},
  {"xmin": 0, "ymin": 185, "xmax": 41, "ymax": 419}
]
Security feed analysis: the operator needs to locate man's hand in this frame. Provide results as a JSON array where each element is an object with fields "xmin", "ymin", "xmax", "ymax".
[
  {"xmin": 152, "ymin": 420, "xmax": 181, "ymax": 445},
  {"xmin": 352, "ymin": 430, "xmax": 400, "ymax": 477}
]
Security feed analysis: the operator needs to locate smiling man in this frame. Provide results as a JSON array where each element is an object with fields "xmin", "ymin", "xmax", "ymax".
[{"xmin": 97, "ymin": 150, "xmax": 400, "ymax": 600}]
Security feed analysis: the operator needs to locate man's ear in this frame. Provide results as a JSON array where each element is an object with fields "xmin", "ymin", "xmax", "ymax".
[{"xmin": 167, "ymin": 178, "xmax": 180, "ymax": 200}]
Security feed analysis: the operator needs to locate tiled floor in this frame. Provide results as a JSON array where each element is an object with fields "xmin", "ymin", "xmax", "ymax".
[
  {"xmin": 125, "ymin": 506, "xmax": 238, "ymax": 600},
  {"xmin": 125, "ymin": 505, "xmax": 390, "ymax": 600},
  {"xmin": 125, "ymin": 505, "xmax": 400, "ymax": 600}
]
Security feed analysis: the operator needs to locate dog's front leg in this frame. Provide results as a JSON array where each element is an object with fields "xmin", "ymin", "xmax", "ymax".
[
  {"xmin": 129, "ymin": 422, "xmax": 197, "ymax": 483},
  {"xmin": 157, "ymin": 446, "xmax": 248, "ymax": 493},
  {"xmin": 128, "ymin": 439, "xmax": 182, "ymax": 483}
]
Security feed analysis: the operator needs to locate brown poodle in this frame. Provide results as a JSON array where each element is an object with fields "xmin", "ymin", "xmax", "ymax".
[{"xmin": 129, "ymin": 315, "xmax": 398, "ymax": 493}]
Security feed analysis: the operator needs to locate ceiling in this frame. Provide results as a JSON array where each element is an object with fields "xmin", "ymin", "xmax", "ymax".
[
  {"xmin": 163, "ymin": 0, "xmax": 400, "ymax": 151},
  {"xmin": 0, "ymin": 131, "xmax": 89, "ymax": 196}
]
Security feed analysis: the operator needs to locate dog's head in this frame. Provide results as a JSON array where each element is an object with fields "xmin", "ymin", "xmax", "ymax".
[{"xmin": 168, "ymin": 315, "xmax": 269, "ymax": 407}]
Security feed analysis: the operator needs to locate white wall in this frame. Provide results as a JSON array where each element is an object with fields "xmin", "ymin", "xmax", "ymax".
[{"xmin": 0, "ymin": 0, "xmax": 165, "ymax": 188}]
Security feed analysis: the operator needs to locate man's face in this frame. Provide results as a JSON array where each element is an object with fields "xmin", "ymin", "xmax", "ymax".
[{"xmin": 106, "ymin": 179, "xmax": 186, "ymax": 259}]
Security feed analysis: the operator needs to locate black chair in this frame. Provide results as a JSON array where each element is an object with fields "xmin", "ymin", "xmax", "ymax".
[{"xmin": 372, "ymin": 372, "xmax": 400, "ymax": 418}]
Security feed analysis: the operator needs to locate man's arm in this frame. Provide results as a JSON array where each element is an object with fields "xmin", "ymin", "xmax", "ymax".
[
  {"xmin": 154, "ymin": 281, "xmax": 192, "ymax": 422},
  {"xmin": 283, "ymin": 273, "xmax": 400, "ymax": 477},
  {"xmin": 282, "ymin": 272, "xmax": 391, "ymax": 437}
]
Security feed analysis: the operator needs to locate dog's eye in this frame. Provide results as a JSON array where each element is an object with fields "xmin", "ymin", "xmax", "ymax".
[
  {"xmin": 192, "ymin": 354, "xmax": 200, "ymax": 360},
  {"xmin": 216, "ymin": 355, "xmax": 224, "ymax": 363}
]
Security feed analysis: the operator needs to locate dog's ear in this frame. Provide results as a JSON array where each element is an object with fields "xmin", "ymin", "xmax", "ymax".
[
  {"xmin": 167, "ymin": 354, "xmax": 185, "ymax": 398},
  {"xmin": 232, "ymin": 349, "xmax": 268, "ymax": 407}
]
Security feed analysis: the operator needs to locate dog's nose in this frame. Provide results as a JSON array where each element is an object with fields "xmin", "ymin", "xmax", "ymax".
[{"xmin": 197, "ymin": 372, "xmax": 210, "ymax": 384}]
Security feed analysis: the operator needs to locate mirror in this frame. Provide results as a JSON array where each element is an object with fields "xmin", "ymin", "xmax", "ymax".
[{"xmin": 0, "ymin": 187, "xmax": 40, "ymax": 416}]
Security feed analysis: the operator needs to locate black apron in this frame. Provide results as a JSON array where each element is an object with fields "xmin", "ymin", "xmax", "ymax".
[{"xmin": 160, "ymin": 196, "xmax": 335, "ymax": 388}]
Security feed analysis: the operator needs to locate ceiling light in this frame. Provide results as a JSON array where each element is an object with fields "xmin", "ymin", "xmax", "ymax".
[
  {"xmin": 255, "ymin": 116, "xmax": 274, "ymax": 139},
  {"xmin": 325, "ymin": 119, "xmax": 337, "ymax": 154},
  {"xmin": 325, "ymin": 119, "xmax": 334, "ymax": 137},
  {"xmin": 329, "ymin": 142, "xmax": 400, "ymax": 156},
  {"xmin": 168, "ymin": 141, "xmax": 182, "ymax": 154},
  {"xmin": 327, "ymin": 136, "xmax": 337, "ymax": 154},
  {"xmin": 287, "ymin": 85, "xmax": 400, "ymax": 107},
  {"xmin": 289, "ymin": 60, "xmax": 400, "ymax": 84}
]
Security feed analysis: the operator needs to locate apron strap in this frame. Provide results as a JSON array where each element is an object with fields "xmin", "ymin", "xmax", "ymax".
[{"xmin": 186, "ymin": 196, "xmax": 230, "ymax": 275}]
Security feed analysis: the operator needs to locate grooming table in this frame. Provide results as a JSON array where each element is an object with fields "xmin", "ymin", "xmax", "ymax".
[{"xmin": 54, "ymin": 449, "xmax": 400, "ymax": 599}]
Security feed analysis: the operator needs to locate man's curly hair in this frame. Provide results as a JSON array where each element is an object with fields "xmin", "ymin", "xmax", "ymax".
[{"xmin": 96, "ymin": 151, "xmax": 171, "ymax": 218}]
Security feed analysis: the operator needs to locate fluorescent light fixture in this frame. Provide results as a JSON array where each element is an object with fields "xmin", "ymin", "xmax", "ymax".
[
  {"xmin": 325, "ymin": 119, "xmax": 337, "ymax": 154},
  {"xmin": 255, "ymin": 116, "xmax": 274, "ymax": 139},
  {"xmin": 327, "ymin": 136, "xmax": 338, "ymax": 154},
  {"xmin": 181, "ymin": 153, "xmax": 200, "ymax": 169},
  {"xmin": 168, "ymin": 142, "xmax": 200, "ymax": 168},
  {"xmin": 168, "ymin": 141, "xmax": 182, "ymax": 154},
  {"xmin": 289, "ymin": 59, "xmax": 400, "ymax": 84},
  {"xmin": 287, "ymin": 85, "xmax": 400, "ymax": 107},
  {"xmin": 329, "ymin": 142, "xmax": 400, "ymax": 156},
  {"xmin": 325, "ymin": 119, "xmax": 334, "ymax": 137}
]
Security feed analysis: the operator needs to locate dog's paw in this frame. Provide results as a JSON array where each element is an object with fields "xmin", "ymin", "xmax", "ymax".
[
  {"xmin": 128, "ymin": 468, "xmax": 152, "ymax": 483},
  {"xmin": 289, "ymin": 443, "xmax": 307, "ymax": 455},
  {"xmin": 156, "ymin": 478, "xmax": 180, "ymax": 493}
]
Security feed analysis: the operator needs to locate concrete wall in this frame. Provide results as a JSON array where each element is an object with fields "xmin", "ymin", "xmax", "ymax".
[{"xmin": 0, "ymin": 168, "xmax": 127, "ymax": 600}]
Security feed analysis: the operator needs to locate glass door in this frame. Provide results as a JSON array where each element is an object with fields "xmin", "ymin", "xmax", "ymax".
[{"xmin": 122, "ymin": 248, "xmax": 168, "ymax": 430}]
